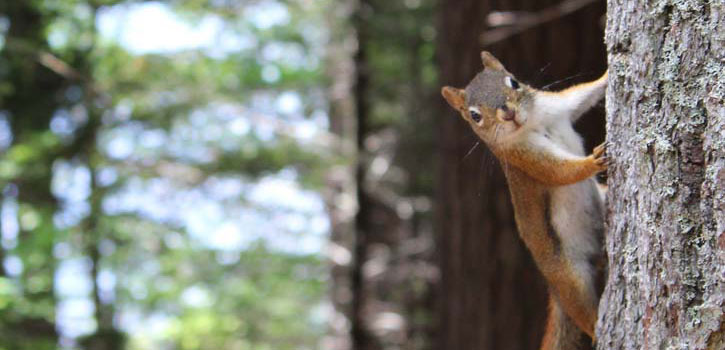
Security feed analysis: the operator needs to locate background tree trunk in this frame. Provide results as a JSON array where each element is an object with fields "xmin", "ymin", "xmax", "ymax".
[
  {"xmin": 325, "ymin": 0, "xmax": 358, "ymax": 349},
  {"xmin": 436, "ymin": 0, "xmax": 606, "ymax": 349},
  {"xmin": 597, "ymin": 1, "xmax": 724, "ymax": 349},
  {"xmin": 342, "ymin": 0, "xmax": 440, "ymax": 349}
]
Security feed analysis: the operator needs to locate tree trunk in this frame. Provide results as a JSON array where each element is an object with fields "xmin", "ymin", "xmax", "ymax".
[
  {"xmin": 351, "ymin": 0, "xmax": 376, "ymax": 346},
  {"xmin": 436, "ymin": 0, "xmax": 606, "ymax": 349},
  {"xmin": 597, "ymin": 1, "xmax": 725, "ymax": 349},
  {"xmin": 324, "ymin": 0, "xmax": 357, "ymax": 348},
  {"xmin": 344, "ymin": 0, "xmax": 440, "ymax": 349}
]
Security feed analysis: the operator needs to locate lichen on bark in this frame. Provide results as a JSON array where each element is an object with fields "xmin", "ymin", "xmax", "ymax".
[{"xmin": 597, "ymin": 0, "xmax": 724, "ymax": 349}]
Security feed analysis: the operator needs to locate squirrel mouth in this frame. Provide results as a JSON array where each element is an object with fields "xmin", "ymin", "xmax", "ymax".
[
  {"xmin": 502, "ymin": 109, "xmax": 516, "ymax": 122},
  {"xmin": 499, "ymin": 109, "xmax": 521, "ymax": 127}
]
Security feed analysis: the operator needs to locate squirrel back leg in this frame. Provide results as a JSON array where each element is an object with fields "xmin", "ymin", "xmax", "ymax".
[{"xmin": 540, "ymin": 297, "xmax": 592, "ymax": 350}]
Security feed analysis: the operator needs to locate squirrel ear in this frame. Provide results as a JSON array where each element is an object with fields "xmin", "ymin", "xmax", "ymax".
[
  {"xmin": 441, "ymin": 86, "xmax": 466, "ymax": 110},
  {"xmin": 480, "ymin": 51, "xmax": 504, "ymax": 70}
]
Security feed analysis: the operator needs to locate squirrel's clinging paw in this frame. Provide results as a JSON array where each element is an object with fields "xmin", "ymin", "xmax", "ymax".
[{"xmin": 591, "ymin": 142, "xmax": 608, "ymax": 171}]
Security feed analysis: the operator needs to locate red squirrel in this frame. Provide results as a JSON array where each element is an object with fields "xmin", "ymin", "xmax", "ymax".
[{"xmin": 442, "ymin": 51, "xmax": 608, "ymax": 350}]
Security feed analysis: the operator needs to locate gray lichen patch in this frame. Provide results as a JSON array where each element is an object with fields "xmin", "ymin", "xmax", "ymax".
[{"xmin": 599, "ymin": 0, "xmax": 724, "ymax": 349}]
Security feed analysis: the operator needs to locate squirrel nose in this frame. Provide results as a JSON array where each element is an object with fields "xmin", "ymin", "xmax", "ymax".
[{"xmin": 499, "ymin": 105, "xmax": 516, "ymax": 122}]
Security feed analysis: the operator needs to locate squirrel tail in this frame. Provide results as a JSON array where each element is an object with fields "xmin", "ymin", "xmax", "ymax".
[{"xmin": 540, "ymin": 297, "xmax": 593, "ymax": 350}]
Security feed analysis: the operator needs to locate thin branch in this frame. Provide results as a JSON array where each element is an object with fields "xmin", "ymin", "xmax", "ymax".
[
  {"xmin": 5, "ymin": 37, "xmax": 109, "ymax": 103},
  {"xmin": 5, "ymin": 38, "xmax": 84, "ymax": 80},
  {"xmin": 479, "ymin": 0, "xmax": 599, "ymax": 47},
  {"xmin": 36, "ymin": 51, "xmax": 86, "ymax": 82}
]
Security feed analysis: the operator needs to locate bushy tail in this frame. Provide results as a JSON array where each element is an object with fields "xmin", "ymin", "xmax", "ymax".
[{"xmin": 540, "ymin": 297, "xmax": 593, "ymax": 350}]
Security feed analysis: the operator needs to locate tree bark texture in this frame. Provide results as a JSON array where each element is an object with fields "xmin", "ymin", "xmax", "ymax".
[
  {"xmin": 597, "ymin": 1, "xmax": 724, "ymax": 349},
  {"xmin": 436, "ymin": 0, "xmax": 607, "ymax": 349}
]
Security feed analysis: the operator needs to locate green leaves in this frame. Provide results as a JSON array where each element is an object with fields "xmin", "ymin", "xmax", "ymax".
[{"xmin": 1, "ymin": 0, "xmax": 331, "ymax": 349}]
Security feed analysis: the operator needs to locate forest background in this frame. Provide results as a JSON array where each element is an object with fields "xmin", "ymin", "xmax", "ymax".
[{"xmin": 0, "ymin": 0, "xmax": 609, "ymax": 349}]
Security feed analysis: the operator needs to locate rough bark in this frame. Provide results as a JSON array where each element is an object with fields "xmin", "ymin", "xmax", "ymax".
[
  {"xmin": 597, "ymin": 1, "xmax": 725, "ymax": 349},
  {"xmin": 436, "ymin": 0, "xmax": 607, "ymax": 349}
]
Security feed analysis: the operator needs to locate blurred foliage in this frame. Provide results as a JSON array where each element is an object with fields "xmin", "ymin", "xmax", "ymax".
[
  {"xmin": 361, "ymin": 0, "xmax": 438, "ymax": 194},
  {"xmin": 0, "ymin": 0, "xmax": 332, "ymax": 349}
]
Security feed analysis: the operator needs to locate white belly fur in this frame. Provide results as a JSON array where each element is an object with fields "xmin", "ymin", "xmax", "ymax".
[{"xmin": 546, "ymin": 119, "xmax": 604, "ymax": 273}]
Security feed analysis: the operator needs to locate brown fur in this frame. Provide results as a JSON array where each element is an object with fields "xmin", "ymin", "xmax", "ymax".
[{"xmin": 504, "ymin": 166, "xmax": 599, "ymax": 338}]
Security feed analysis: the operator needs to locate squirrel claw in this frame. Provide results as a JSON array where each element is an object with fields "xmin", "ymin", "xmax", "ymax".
[
  {"xmin": 590, "ymin": 142, "xmax": 608, "ymax": 171},
  {"xmin": 593, "ymin": 142, "xmax": 607, "ymax": 158},
  {"xmin": 595, "ymin": 156, "xmax": 608, "ymax": 167}
]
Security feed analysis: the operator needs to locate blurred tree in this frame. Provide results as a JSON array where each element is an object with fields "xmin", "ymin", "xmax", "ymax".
[
  {"xmin": 343, "ymin": 0, "xmax": 439, "ymax": 349},
  {"xmin": 0, "ymin": 1, "xmax": 65, "ymax": 349},
  {"xmin": 0, "ymin": 0, "xmax": 619, "ymax": 349},
  {"xmin": 324, "ymin": 0, "xmax": 357, "ymax": 348},
  {"xmin": 0, "ymin": 0, "xmax": 331, "ymax": 349},
  {"xmin": 436, "ymin": 0, "xmax": 606, "ymax": 349}
]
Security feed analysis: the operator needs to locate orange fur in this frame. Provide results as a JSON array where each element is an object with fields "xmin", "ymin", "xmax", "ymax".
[
  {"xmin": 540, "ymin": 70, "xmax": 609, "ymax": 97},
  {"xmin": 504, "ymin": 167, "xmax": 600, "ymax": 341},
  {"xmin": 497, "ymin": 142, "xmax": 606, "ymax": 186},
  {"xmin": 539, "ymin": 71, "xmax": 608, "ymax": 99}
]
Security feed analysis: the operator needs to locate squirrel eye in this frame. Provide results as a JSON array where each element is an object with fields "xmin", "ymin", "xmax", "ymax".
[
  {"xmin": 468, "ymin": 107, "xmax": 482, "ymax": 123},
  {"xmin": 505, "ymin": 76, "xmax": 521, "ymax": 90}
]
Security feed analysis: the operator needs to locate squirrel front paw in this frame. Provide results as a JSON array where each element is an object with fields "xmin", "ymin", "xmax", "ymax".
[{"xmin": 589, "ymin": 142, "xmax": 608, "ymax": 172}]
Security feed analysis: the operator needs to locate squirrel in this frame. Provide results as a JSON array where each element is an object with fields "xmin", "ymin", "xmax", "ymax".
[{"xmin": 441, "ymin": 51, "xmax": 608, "ymax": 350}]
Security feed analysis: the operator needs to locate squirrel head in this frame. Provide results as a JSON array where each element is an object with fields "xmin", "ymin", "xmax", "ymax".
[{"xmin": 442, "ymin": 51, "xmax": 533, "ymax": 146}]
